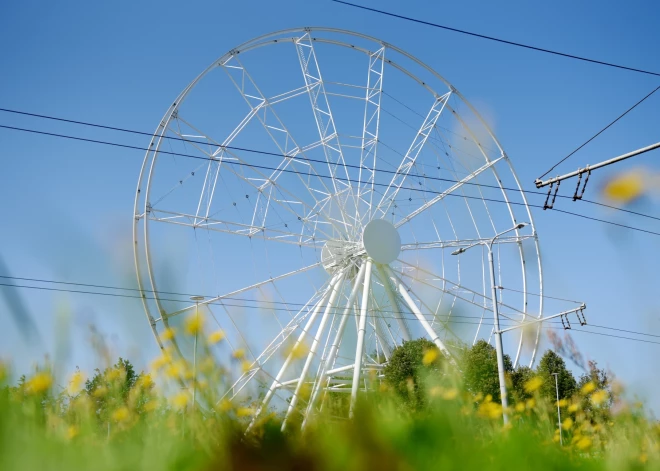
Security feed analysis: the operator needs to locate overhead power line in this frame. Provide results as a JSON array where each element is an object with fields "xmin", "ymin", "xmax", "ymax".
[
  {"xmin": 331, "ymin": 0, "xmax": 660, "ymax": 78},
  {"xmin": 2, "ymin": 123, "xmax": 660, "ymax": 237},
  {"xmin": 2, "ymin": 280, "xmax": 660, "ymax": 346},
  {"xmin": 2, "ymin": 106, "xmax": 660, "ymax": 224},
  {"xmin": 537, "ymin": 84, "xmax": 660, "ymax": 180}
]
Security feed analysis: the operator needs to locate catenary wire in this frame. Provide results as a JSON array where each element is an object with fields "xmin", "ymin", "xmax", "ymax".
[
  {"xmin": 538, "ymin": 84, "xmax": 660, "ymax": 179},
  {"xmin": 2, "ymin": 123, "xmax": 660, "ymax": 236},
  {"xmin": 330, "ymin": 0, "xmax": 660, "ymax": 78},
  {"xmin": 2, "ymin": 281, "xmax": 659, "ymax": 346},
  {"xmin": 0, "ymin": 273, "xmax": 581, "ymax": 318},
  {"xmin": 2, "ymin": 108, "xmax": 660, "ymax": 224}
]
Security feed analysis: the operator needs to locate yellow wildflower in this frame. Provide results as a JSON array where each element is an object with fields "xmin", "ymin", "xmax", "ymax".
[
  {"xmin": 524, "ymin": 376, "xmax": 543, "ymax": 393},
  {"xmin": 112, "ymin": 406, "xmax": 130, "ymax": 423},
  {"xmin": 144, "ymin": 400, "xmax": 158, "ymax": 413},
  {"xmin": 165, "ymin": 362, "xmax": 181, "ymax": 378},
  {"xmin": 241, "ymin": 360, "xmax": 252, "ymax": 373},
  {"xmin": 171, "ymin": 392, "xmax": 188, "ymax": 410},
  {"xmin": 161, "ymin": 327, "xmax": 176, "ymax": 342},
  {"xmin": 562, "ymin": 418, "xmax": 574, "ymax": 430},
  {"xmin": 525, "ymin": 398, "xmax": 536, "ymax": 409},
  {"xmin": 422, "ymin": 348, "xmax": 439, "ymax": 366},
  {"xmin": 429, "ymin": 386, "xmax": 442, "ymax": 397},
  {"xmin": 232, "ymin": 348, "xmax": 246, "ymax": 360},
  {"xmin": 136, "ymin": 374, "xmax": 154, "ymax": 389},
  {"xmin": 66, "ymin": 425, "xmax": 79, "ymax": 440},
  {"xmin": 590, "ymin": 389, "xmax": 608, "ymax": 406},
  {"xmin": 236, "ymin": 407, "xmax": 254, "ymax": 417},
  {"xmin": 283, "ymin": 342, "xmax": 307, "ymax": 360},
  {"xmin": 27, "ymin": 372, "xmax": 53, "ymax": 394},
  {"xmin": 185, "ymin": 314, "xmax": 204, "ymax": 336},
  {"xmin": 68, "ymin": 371, "xmax": 85, "ymax": 395},
  {"xmin": 150, "ymin": 354, "xmax": 169, "ymax": 372},
  {"xmin": 575, "ymin": 436, "xmax": 592, "ymax": 451},
  {"xmin": 515, "ymin": 402, "xmax": 526, "ymax": 412},
  {"xmin": 640, "ymin": 454, "xmax": 648, "ymax": 464},
  {"xmin": 208, "ymin": 330, "xmax": 225, "ymax": 345},
  {"xmin": 473, "ymin": 392, "xmax": 484, "ymax": 402},
  {"xmin": 568, "ymin": 402, "xmax": 579, "ymax": 413},
  {"xmin": 442, "ymin": 388, "xmax": 459, "ymax": 401},
  {"xmin": 93, "ymin": 386, "xmax": 108, "ymax": 398},
  {"xmin": 602, "ymin": 169, "xmax": 644, "ymax": 204},
  {"xmin": 556, "ymin": 398, "xmax": 568, "ymax": 408},
  {"xmin": 106, "ymin": 368, "xmax": 123, "ymax": 382},
  {"xmin": 484, "ymin": 394, "xmax": 493, "ymax": 403},
  {"xmin": 477, "ymin": 401, "xmax": 503, "ymax": 419},
  {"xmin": 580, "ymin": 381, "xmax": 596, "ymax": 395},
  {"xmin": 218, "ymin": 399, "xmax": 233, "ymax": 412}
]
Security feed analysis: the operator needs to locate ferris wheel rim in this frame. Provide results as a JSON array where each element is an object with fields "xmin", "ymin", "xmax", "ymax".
[{"xmin": 132, "ymin": 27, "xmax": 545, "ymax": 405}]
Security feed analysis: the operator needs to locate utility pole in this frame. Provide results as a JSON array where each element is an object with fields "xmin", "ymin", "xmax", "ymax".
[{"xmin": 551, "ymin": 372, "xmax": 563, "ymax": 446}]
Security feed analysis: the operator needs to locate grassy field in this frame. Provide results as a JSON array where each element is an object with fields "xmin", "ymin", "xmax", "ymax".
[{"xmin": 1, "ymin": 326, "xmax": 658, "ymax": 470}]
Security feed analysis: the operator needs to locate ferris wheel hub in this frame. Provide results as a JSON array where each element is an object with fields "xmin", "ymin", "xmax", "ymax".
[{"xmin": 362, "ymin": 218, "xmax": 401, "ymax": 265}]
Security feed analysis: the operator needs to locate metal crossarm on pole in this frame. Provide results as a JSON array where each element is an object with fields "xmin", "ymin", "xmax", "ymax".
[{"xmin": 535, "ymin": 141, "xmax": 660, "ymax": 189}]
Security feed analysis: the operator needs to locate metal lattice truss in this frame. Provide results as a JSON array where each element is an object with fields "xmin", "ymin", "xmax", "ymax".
[{"xmin": 133, "ymin": 28, "xmax": 549, "ymax": 430}]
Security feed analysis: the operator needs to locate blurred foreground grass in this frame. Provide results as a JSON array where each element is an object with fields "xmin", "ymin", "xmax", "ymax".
[{"xmin": 1, "ymin": 323, "xmax": 659, "ymax": 470}]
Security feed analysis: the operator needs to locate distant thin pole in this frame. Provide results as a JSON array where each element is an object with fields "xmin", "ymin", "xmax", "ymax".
[{"xmin": 552, "ymin": 373, "xmax": 563, "ymax": 446}]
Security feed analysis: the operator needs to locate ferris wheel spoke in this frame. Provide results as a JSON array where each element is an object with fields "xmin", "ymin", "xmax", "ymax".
[
  {"xmin": 246, "ymin": 271, "xmax": 343, "ymax": 432},
  {"xmin": 169, "ymin": 110, "xmax": 262, "ymax": 220},
  {"xmin": 294, "ymin": 31, "xmax": 356, "ymax": 233},
  {"xmin": 395, "ymin": 259, "xmax": 524, "ymax": 324},
  {"xmin": 221, "ymin": 56, "xmax": 348, "ymax": 239},
  {"xmin": 383, "ymin": 265, "xmax": 452, "ymax": 357},
  {"xmin": 281, "ymin": 271, "xmax": 346, "ymax": 431},
  {"xmin": 166, "ymin": 116, "xmax": 339, "ymax": 242},
  {"xmin": 165, "ymin": 262, "xmax": 321, "ymax": 321},
  {"xmin": 301, "ymin": 261, "xmax": 367, "ymax": 429},
  {"xmin": 392, "ymin": 155, "xmax": 505, "ymax": 230},
  {"xmin": 399, "ymin": 235, "xmax": 534, "ymax": 252},
  {"xmin": 357, "ymin": 46, "xmax": 385, "ymax": 233},
  {"xmin": 374, "ymin": 92, "xmax": 451, "ymax": 218},
  {"xmin": 349, "ymin": 258, "xmax": 373, "ymax": 418},
  {"xmin": 374, "ymin": 264, "xmax": 411, "ymax": 342},
  {"xmin": 147, "ymin": 207, "xmax": 332, "ymax": 248}
]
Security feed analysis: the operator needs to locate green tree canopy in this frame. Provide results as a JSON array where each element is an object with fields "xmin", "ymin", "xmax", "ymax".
[
  {"xmin": 462, "ymin": 340, "xmax": 512, "ymax": 403},
  {"xmin": 383, "ymin": 339, "xmax": 446, "ymax": 410},
  {"xmin": 535, "ymin": 350, "xmax": 577, "ymax": 402}
]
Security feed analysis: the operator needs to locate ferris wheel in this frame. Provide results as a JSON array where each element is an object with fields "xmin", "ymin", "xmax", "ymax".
[{"xmin": 133, "ymin": 27, "xmax": 544, "ymax": 429}]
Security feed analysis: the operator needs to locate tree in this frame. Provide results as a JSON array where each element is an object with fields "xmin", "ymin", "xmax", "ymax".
[
  {"xmin": 462, "ymin": 340, "xmax": 512, "ymax": 403},
  {"xmin": 509, "ymin": 365, "xmax": 535, "ymax": 402},
  {"xmin": 577, "ymin": 360, "xmax": 613, "ymax": 418},
  {"xmin": 535, "ymin": 350, "xmax": 577, "ymax": 403},
  {"xmin": 84, "ymin": 357, "xmax": 151, "ymax": 423},
  {"xmin": 383, "ymin": 339, "xmax": 446, "ymax": 410}
]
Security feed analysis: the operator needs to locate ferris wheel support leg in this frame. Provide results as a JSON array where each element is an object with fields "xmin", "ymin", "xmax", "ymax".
[
  {"xmin": 281, "ymin": 271, "xmax": 346, "ymax": 431},
  {"xmin": 376, "ymin": 264, "xmax": 411, "ymax": 342},
  {"xmin": 301, "ymin": 262, "xmax": 367, "ymax": 430},
  {"xmin": 349, "ymin": 258, "xmax": 373, "ymax": 419},
  {"xmin": 385, "ymin": 266, "xmax": 452, "ymax": 359},
  {"xmin": 245, "ymin": 272, "xmax": 341, "ymax": 433}
]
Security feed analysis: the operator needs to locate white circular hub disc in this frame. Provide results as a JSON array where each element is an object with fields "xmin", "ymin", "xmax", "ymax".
[{"xmin": 362, "ymin": 219, "xmax": 401, "ymax": 265}]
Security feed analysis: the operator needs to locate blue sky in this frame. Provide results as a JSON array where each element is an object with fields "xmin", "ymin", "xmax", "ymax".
[{"xmin": 1, "ymin": 0, "xmax": 660, "ymax": 407}]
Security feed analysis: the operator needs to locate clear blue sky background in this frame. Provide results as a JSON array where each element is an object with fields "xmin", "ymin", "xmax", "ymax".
[{"xmin": 1, "ymin": 0, "xmax": 660, "ymax": 407}]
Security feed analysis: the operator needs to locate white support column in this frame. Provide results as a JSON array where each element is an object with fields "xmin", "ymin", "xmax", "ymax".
[
  {"xmin": 385, "ymin": 266, "xmax": 452, "ymax": 358},
  {"xmin": 301, "ymin": 262, "xmax": 367, "ymax": 430},
  {"xmin": 376, "ymin": 264, "xmax": 411, "ymax": 342},
  {"xmin": 349, "ymin": 258, "xmax": 373, "ymax": 418},
  {"xmin": 245, "ymin": 272, "xmax": 341, "ymax": 432},
  {"xmin": 281, "ymin": 271, "xmax": 346, "ymax": 431}
]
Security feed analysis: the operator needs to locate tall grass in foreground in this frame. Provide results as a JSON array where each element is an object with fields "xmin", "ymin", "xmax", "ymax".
[{"xmin": 1, "ymin": 321, "xmax": 659, "ymax": 470}]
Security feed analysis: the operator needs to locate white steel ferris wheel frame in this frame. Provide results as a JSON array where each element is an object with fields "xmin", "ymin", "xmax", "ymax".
[{"xmin": 133, "ymin": 27, "xmax": 545, "ymax": 425}]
